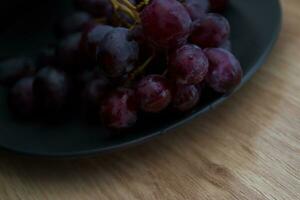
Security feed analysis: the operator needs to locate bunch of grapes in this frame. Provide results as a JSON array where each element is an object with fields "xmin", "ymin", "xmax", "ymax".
[{"xmin": 0, "ymin": 0, "xmax": 242, "ymax": 129}]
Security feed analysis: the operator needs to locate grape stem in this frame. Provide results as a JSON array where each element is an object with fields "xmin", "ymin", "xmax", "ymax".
[
  {"xmin": 94, "ymin": 17, "xmax": 107, "ymax": 23},
  {"xmin": 125, "ymin": 51, "xmax": 155, "ymax": 86},
  {"xmin": 115, "ymin": 12, "xmax": 133, "ymax": 27},
  {"xmin": 137, "ymin": 0, "xmax": 150, "ymax": 10},
  {"xmin": 129, "ymin": 55, "xmax": 154, "ymax": 79},
  {"xmin": 122, "ymin": 0, "xmax": 137, "ymax": 11},
  {"xmin": 109, "ymin": 0, "xmax": 154, "ymax": 84},
  {"xmin": 110, "ymin": 0, "xmax": 141, "ymax": 25}
]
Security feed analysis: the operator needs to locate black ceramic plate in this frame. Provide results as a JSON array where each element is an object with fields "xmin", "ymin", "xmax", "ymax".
[{"xmin": 0, "ymin": 0, "xmax": 281, "ymax": 157}]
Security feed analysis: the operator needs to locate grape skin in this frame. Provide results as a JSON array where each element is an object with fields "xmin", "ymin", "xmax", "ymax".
[
  {"xmin": 33, "ymin": 67, "xmax": 70, "ymax": 115},
  {"xmin": 55, "ymin": 12, "xmax": 93, "ymax": 38},
  {"xmin": 8, "ymin": 77, "xmax": 35, "ymax": 118},
  {"xmin": 56, "ymin": 33, "xmax": 91, "ymax": 73},
  {"xmin": 168, "ymin": 44, "xmax": 209, "ymax": 85},
  {"xmin": 80, "ymin": 24, "xmax": 114, "ymax": 62},
  {"xmin": 183, "ymin": 0, "xmax": 209, "ymax": 21},
  {"xmin": 0, "ymin": 57, "xmax": 36, "ymax": 87},
  {"xmin": 136, "ymin": 75, "xmax": 172, "ymax": 113},
  {"xmin": 219, "ymin": 40, "xmax": 232, "ymax": 52},
  {"xmin": 100, "ymin": 88, "xmax": 138, "ymax": 129},
  {"xmin": 140, "ymin": 0, "xmax": 192, "ymax": 48},
  {"xmin": 190, "ymin": 13, "xmax": 230, "ymax": 48},
  {"xmin": 97, "ymin": 27, "xmax": 139, "ymax": 78},
  {"xmin": 172, "ymin": 84, "xmax": 200, "ymax": 112},
  {"xmin": 82, "ymin": 75, "xmax": 110, "ymax": 109},
  {"xmin": 204, "ymin": 48, "xmax": 242, "ymax": 93}
]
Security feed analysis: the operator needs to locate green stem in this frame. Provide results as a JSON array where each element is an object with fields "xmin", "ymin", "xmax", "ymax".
[
  {"xmin": 129, "ymin": 55, "xmax": 154, "ymax": 80},
  {"xmin": 94, "ymin": 17, "xmax": 107, "ymax": 24},
  {"xmin": 137, "ymin": 0, "xmax": 150, "ymax": 10},
  {"xmin": 121, "ymin": 0, "xmax": 137, "ymax": 11},
  {"xmin": 110, "ymin": 0, "xmax": 141, "ymax": 25},
  {"xmin": 124, "ymin": 52, "xmax": 155, "ymax": 87}
]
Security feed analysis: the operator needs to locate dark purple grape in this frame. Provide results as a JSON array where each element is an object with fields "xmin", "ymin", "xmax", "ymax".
[
  {"xmin": 219, "ymin": 40, "xmax": 232, "ymax": 52},
  {"xmin": 73, "ymin": 0, "xmax": 113, "ymax": 18},
  {"xmin": 75, "ymin": 68, "xmax": 102, "ymax": 86},
  {"xmin": 209, "ymin": 0, "xmax": 229, "ymax": 12},
  {"xmin": 8, "ymin": 77, "xmax": 35, "ymax": 118},
  {"xmin": 183, "ymin": 0, "xmax": 209, "ymax": 21},
  {"xmin": 100, "ymin": 88, "xmax": 137, "ymax": 129},
  {"xmin": 56, "ymin": 33, "xmax": 91, "ymax": 73},
  {"xmin": 36, "ymin": 48, "xmax": 58, "ymax": 67},
  {"xmin": 82, "ymin": 75, "xmax": 110, "ymax": 109},
  {"xmin": 190, "ymin": 13, "xmax": 230, "ymax": 48},
  {"xmin": 136, "ymin": 75, "xmax": 172, "ymax": 113},
  {"xmin": 0, "ymin": 57, "xmax": 36, "ymax": 87},
  {"xmin": 140, "ymin": 0, "xmax": 192, "ymax": 48},
  {"xmin": 56, "ymin": 33, "xmax": 81, "ymax": 67},
  {"xmin": 80, "ymin": 24, "xmax": 113, "ymax": 61},
  {"xmin": 33, "ymin": 67, "xmax": 70, "ymax": 114},
  {"xmin": 55, "ymin": 12, "xmax": 93, "ymax": 38},
  {"xmin": 97, "ymin": 27, "xmax": 139, "ymax": 78},
  {"xmin": 71, "ymin": 68, "xmax": 103, "ymax": 95},
  {"xmin": 172, "ymin": 84, "xmax": 200, "ymax": 112},
  {"xmin": 168, "ymin": 44, "xmax": 209, "ymax": 85},
  {"xmin": 204, "ymin": 48, "xmax": 242, "ymax": 93}
]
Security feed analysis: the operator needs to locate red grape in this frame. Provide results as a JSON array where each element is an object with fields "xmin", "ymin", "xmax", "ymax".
[
  {"xmin": 168, "ymin": 44, "xmax": 209, "ymax": 85},
  {"xmin": 172, "ymin": 84, "xmax": 200, "ymax": 112},
  {"xmin": 209, "ymin": 0, "xmax": 229, "ymax": 12},
  {"xmin": 0, "ymin": 57, "xmax": 36, "ymax": 87},
  {"xmin": 183, "ymin": 0, "xmax": 209, "ymax": 21},
  {"xmin": 33, "ymin": 67, "xmax": 70, "ymax": 114},
  {"xmin": 190, "ymin": 13, "xmax": 230, "ymax": 48},
  {"xmin": 100, "ymin": 88, "xmax": 138, "ymax": 129},
  {"xmin": 8, "ymin": 77, "xmax": 35, "ymax": 117},
  {"xmin": 136, "ymin": 75, "xmax": 172, "ymax": 113},
  {"xmin": 204, "ymin": 48, "xmax": 242, "ymax": 93},
  {"xmin": 140, "ymin": 0, "xmax": 192, "ymax": 48},
  {"xmin": 97, "ymin": 27, "xmax": 139, "ymax": 78}
]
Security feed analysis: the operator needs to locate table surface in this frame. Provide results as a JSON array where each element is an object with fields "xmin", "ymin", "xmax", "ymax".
[{"xmin": 0, "ymin": 0, "xmax": 299, "ymax": 199}]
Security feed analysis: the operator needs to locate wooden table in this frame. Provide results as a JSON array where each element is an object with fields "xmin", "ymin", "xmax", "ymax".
[{"xmin": 0, "ymin": 0, "xmax": 299, "ymax": 199}]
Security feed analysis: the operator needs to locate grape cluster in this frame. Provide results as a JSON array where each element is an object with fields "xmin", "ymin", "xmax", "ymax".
[{"xmin": 0, "ymin": 0, "xmax": 242, "ymax": 129}]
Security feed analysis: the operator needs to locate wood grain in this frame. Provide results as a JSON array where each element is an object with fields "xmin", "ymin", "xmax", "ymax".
[{"xmin": 0, "ymin": 0, "xmax": 299, "ymax": 199}]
